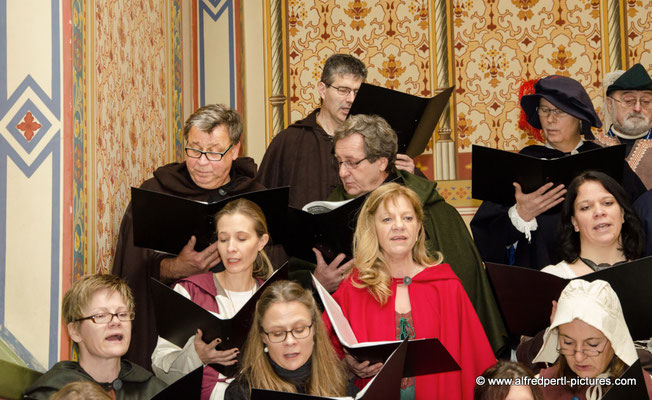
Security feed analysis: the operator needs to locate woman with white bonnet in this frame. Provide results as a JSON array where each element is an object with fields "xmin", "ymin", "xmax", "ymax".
[{"xmin": 533, "ymin": 279, "xmax": 652, "ymax": 399}]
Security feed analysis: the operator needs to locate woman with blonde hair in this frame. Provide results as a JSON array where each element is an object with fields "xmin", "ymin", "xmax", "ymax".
[
  {"xmin": 225, "ymin": 280, "xmax": 352, "ymax": 399},
  {"xmin": 325, "ymin": 182, "xmax": 496, "ymax": 399},
  {"xmin": 152, "ymin": 198, "xmax": 274, "ymax": 400}
]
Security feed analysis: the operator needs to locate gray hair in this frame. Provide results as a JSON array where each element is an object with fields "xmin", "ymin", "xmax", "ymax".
[
  {"xmin": 320, "ymin": 54, "xmax": 367, "ymax": 85},
  {"xmin": 603, "ymin": 70, "xmax": 625, "ymax": 130},
  {"xmin": 183, "ymin": 104, "xmax": 243, "ymax": 144},
  {"xmin": 334, "ymin": 114, "xmax": 397, "ymax": 173}
]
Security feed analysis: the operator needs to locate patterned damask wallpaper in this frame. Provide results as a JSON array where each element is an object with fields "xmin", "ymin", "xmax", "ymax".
[
  {"xmin": 92, "ymin": 0, "xmax": 176, "ymax": 273},
  {"xmin": 286, "ymin": 0, "xmax": 652, "ymax": 180}
]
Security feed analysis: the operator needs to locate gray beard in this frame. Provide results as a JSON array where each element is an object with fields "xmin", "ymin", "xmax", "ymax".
[{"xmin": 611, "ymin": 114, "xmax": 651, "ymax": 138}]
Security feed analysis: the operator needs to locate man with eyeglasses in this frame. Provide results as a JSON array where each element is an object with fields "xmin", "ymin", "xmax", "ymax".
[
  {"xmin": 255, "ymin": 53, "xmax": 418, "ymax": 210},
  {"xmin": 112, "ymin": 104, "xmax": 264, "ymax": 370},
  {"xmin": 325, "ymin": 114, "xmax": 508, "ymax": 356},
  {"xmin": 596, "ymin": 63, "xmax": 652, "ymax": 189}
]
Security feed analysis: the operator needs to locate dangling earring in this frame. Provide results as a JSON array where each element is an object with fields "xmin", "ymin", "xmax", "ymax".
[{"xmin": 264, "ymin": 346, "xmax": 269, "ymax": 353}]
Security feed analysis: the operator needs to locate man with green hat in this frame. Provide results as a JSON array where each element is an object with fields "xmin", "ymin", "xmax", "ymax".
[{"xmin": 596, "ymin": 63, "xmax": 652, "ymax": 189}]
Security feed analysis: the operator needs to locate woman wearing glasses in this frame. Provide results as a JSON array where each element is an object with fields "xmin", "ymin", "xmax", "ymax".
[
  {"xmin": 151, "ymin": 198, "xmax": 273, "ymax": 400},
  {"xmin": 472, "ymin": 75, "xmax": 644, "ymax": 271},
  {"xmin": 23, "ymin": 274, "xmax": 166, "ymax": 399},
  {"xmin": 224, "ymin": 281, "xmax": 352, "ymax": 399},
  {"xmin": 533, "ymin": 279, "xmax": 652, "ymax": 399}
]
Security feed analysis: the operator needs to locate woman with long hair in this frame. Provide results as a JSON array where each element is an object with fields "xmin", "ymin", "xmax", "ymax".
[
  {"xmin": 151, "ymin": 198, "xmax": 273, "ymax": 400},
  {"xmin": 325, "ymin": 182, "xmax": 496, "ymax": 399},
  {"xmin": 225, "ymin": 280, "xmax": 351, "ymax": 399}
]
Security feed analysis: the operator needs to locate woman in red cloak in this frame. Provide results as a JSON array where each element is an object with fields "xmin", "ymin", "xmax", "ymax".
[{"xmin": 323, "ymin": 182, "xmax": 496, "ymax": 399}]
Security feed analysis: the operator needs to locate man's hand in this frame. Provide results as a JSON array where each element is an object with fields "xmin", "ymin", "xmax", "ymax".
[
  {"xmin": 193, "ymin": 329, "xmax": 239, "ymax": 366},
  {"xmin": 514, "ymin": 182, "xmax": 566, "ymax": 222},
  {"xmin": 395, "ymin": 154, "xmax": 415, "ymax": 174},
  {"xmin": 343, "ymin": 352, "xmax": 383, "ymax": 379},
  {"xmin": 160, "ymin": 236, "xmax": 221, "ymax": 281},
  {"xmin": 313, "ymin": 248, "xmax": 354, "ymax": 293}
]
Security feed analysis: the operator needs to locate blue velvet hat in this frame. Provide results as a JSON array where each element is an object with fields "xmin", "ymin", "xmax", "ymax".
[{"xmin": 520, "ymin": 75, "xmax": 602, "ymax": 139}]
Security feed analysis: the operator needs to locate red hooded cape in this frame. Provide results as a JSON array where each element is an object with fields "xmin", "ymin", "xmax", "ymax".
[{"xmin": 323, "ymin": 264, "xmax": 496, "ymax": 400}]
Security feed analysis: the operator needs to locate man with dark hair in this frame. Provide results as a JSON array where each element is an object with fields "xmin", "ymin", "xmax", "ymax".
[
  {"xmin": 256, "ymin": 53, "xmax": 417, "ymax": 209},
  {"xmin": 326, "ymin": 114, "xmax": 508, "ymax": 356},
  {"xmin": 112, "ymin": 104, "xmax": 264, "ymax": 370}
]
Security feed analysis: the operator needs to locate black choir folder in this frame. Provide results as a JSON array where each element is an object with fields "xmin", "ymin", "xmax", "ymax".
[
  {"xmin": 150, "ymin": 366, "xmax": 202, "ymax": 400},
  {"xmin": 132, "ymin": 186, "xmax": 289, "ymax": 255},
  {"xmin": 283, "ymin": 196, "xmax": 367, "ymax": 264},
  {"xmin": 471, "ymin": 144, "xmax": 626, "ymax": 205},
  {"xmin": 251, "ymin": 339, "xmax": 409, "ymax": 400},
  {"xmin": 486, "ymin": 257, "xmax": 652, "ymax": 339},
  {"xmin": 150, "ymin": 263, "xmax": 288, "ymax": 376},
  {"xmin": 601, "ymin": 360, "xmax": 649, "ymax": 400},
  {"xmin": 349, "ymin": 83, "xmax": 454, "ymax": 158},
  {"xmin": 312, "ymin": 275, "xmax": 460, "ymax": 377}
]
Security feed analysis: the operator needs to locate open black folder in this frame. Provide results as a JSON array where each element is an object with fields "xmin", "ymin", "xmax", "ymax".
[
  {"xmin": 150, "ymin": 366, "xmax": 202, "ymax": 400},
  {"xmin": 132, "ymin": 186, "xmax": 289, "ymax": 255},
  {"xmin": 312, "ymin": 275, "xmax": 460, "ymax": 377},
  {"xmin": 486, "ymin": 257, "xmax": 652, "ymax": 339},
  {"xmin": 150, "ymin": 263, "xmax": 289, "ymax": 375},
  {"xmin": 251, "ymin": 339, "xmax": 409, "ymax": 400},
  {"xmin": 601, "ymin": 359, "xmax": 649, "ymax": 400},
  {"xmin": 471, "ymin": 144, "xmax": 626, "ymax": 205},
  {"xmin": 349, "ymin": 83, "xmax": 454, "ymax": 158},
  {"xmin": 283, "ymin": 195, "xmax": 367, "ymax": 264}
]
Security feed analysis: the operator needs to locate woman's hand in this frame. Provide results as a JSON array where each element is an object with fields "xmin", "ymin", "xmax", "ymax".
[
  {"xmin": 193, "ymin": 329, "xmax": 239, "ymax": 366},
  {"xmin": 313, "ymin": 248, "xmax": 354, "ymax": 293},
  {"xmin": 343, "ymin": 353, "xmax": 383, "ymax": 379},
  {"xmin": 514, "ymin": 182, "xmax": 566, "ymax": 222}
]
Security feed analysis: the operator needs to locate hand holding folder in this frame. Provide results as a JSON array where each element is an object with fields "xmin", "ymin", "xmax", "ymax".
[
  {"xmin": 150, "ymin": 263, "xmax": 289, "ymax": 376},
  {"xmin": 486, "ymin": 257, "xmax": 652, "ymax": 340},
  {"xmin": 251, "ymin": 339, "xmax": 409, "ymax": 400},
  {"xmin": 312, "ymin": 274, "xmax": 460, "ymax": 377},
  {"xmin": 472, "ymin": 144, "xmax": 626, "ymax": 205}
]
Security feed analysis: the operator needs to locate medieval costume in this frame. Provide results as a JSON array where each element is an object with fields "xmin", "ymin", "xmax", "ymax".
[
  {"xmin": 324, "ymin": 265, "xmax": 496, "ymax": 400},
  {"xmin": 112, "ymin": 158, "xmax": 263, "ymax": 370},
  {"xmin": 23, "ymin": 359, "xmax": 166, "ymax": 400},
  {"xmin": 329, "ymin": 169, "xmax": 508, "ymax": 356}
]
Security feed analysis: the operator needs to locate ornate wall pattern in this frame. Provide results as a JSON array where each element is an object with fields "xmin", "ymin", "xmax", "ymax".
[
  {"xmin": 92, "ymin": 0, "xmax": 179, "ymax": 273},
  {"xmin": 625, "ymin": 0, "xmax": 652, "ymax": 68},
  {"xmin": 172, "ymin": 0, "xmax": 184, "ymax": 161},
  {"xmin": 285, "ymin": 0, "xmax": 651, "ymax": 184},
  {"xmin": 286, "ymin": 0, "xmax": 440, "ymax": 178}
]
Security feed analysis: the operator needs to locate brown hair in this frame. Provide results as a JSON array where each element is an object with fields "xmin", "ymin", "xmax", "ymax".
[
  {"xmin": 474, "ymin": 360, "xmax": 543, "ymax": 400},
  {"xmin": 214, "ymin": 198, "xmax": 273, "ymax": 280},
  {"xmin": 236, "ymin": 281, "xmax": 347, "ymax": 396},
  {"xmin": 320, "ymin": 54, "xmax": 367, "ymax": 85},
  {"xmin": 62, "ymin": 274, "xmax": 134, "ymax": 325},
  {"xmin": 352, "ymin": 183, "xmax": 442, "ymax": 305},
  {"xmin": 183, "ymin": 104, "xmax": 242, "ymax": 144}
]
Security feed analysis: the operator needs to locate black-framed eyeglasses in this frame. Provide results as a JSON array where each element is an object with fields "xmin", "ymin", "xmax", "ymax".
[
  {"xmin": 324, "ymin": 83, "xmax": 359, "ymax": 97},
  {"xmin": 75, "ymin": 311, "xmax": 135, "ymax": 325},
  {"xmin": 263, "ymin": 324, "xmax": 313, "ymax": 343},
  {"xmin": 556, "ymin": 340, "xmax": 608, "ymax": 358},
  {"xmin": 610, "ymin": 96, "xmax": 652, "ymax": 108},
  {"xmin": 185, "ymin": 143, "xmax": 233, "ymax": 161},
  {"xmin": 333, "ymin": 157, "xmax": 369, "ymax": 170},
  {"xmin": 536, "ymin": 106, "xmax": 569, "ymax": 118}
]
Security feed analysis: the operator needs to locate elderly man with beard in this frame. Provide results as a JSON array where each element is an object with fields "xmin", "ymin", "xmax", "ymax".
[{"xmin": 596, "ymin": 63, "xmax": 652, "ymax": 189}]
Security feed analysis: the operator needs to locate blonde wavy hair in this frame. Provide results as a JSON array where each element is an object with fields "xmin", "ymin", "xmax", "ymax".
[
  {"xmin": 214, "ymin": 198, "xmax": 273, "ymax": 280},
  {"xmin": 352, "ymin": 183, "xmax": 442, "ymax": 305},
  {"xmin": 237, "ymin": 281, "xmax": 347, "ymax": 396}
]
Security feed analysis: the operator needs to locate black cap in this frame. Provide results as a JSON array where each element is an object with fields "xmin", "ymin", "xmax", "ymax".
[
  {"xmin": 520, "ymin": 75, "xmax": 601, "ymax": 139},
  {"xmin": 607, "ymin": 63, "xmax": 652, "ymax": 96}
]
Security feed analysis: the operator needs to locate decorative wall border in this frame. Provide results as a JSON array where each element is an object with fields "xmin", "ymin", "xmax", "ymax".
[{"xmin": 171, "ymin": 0, "xmax": 184, "ymax": 161}]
